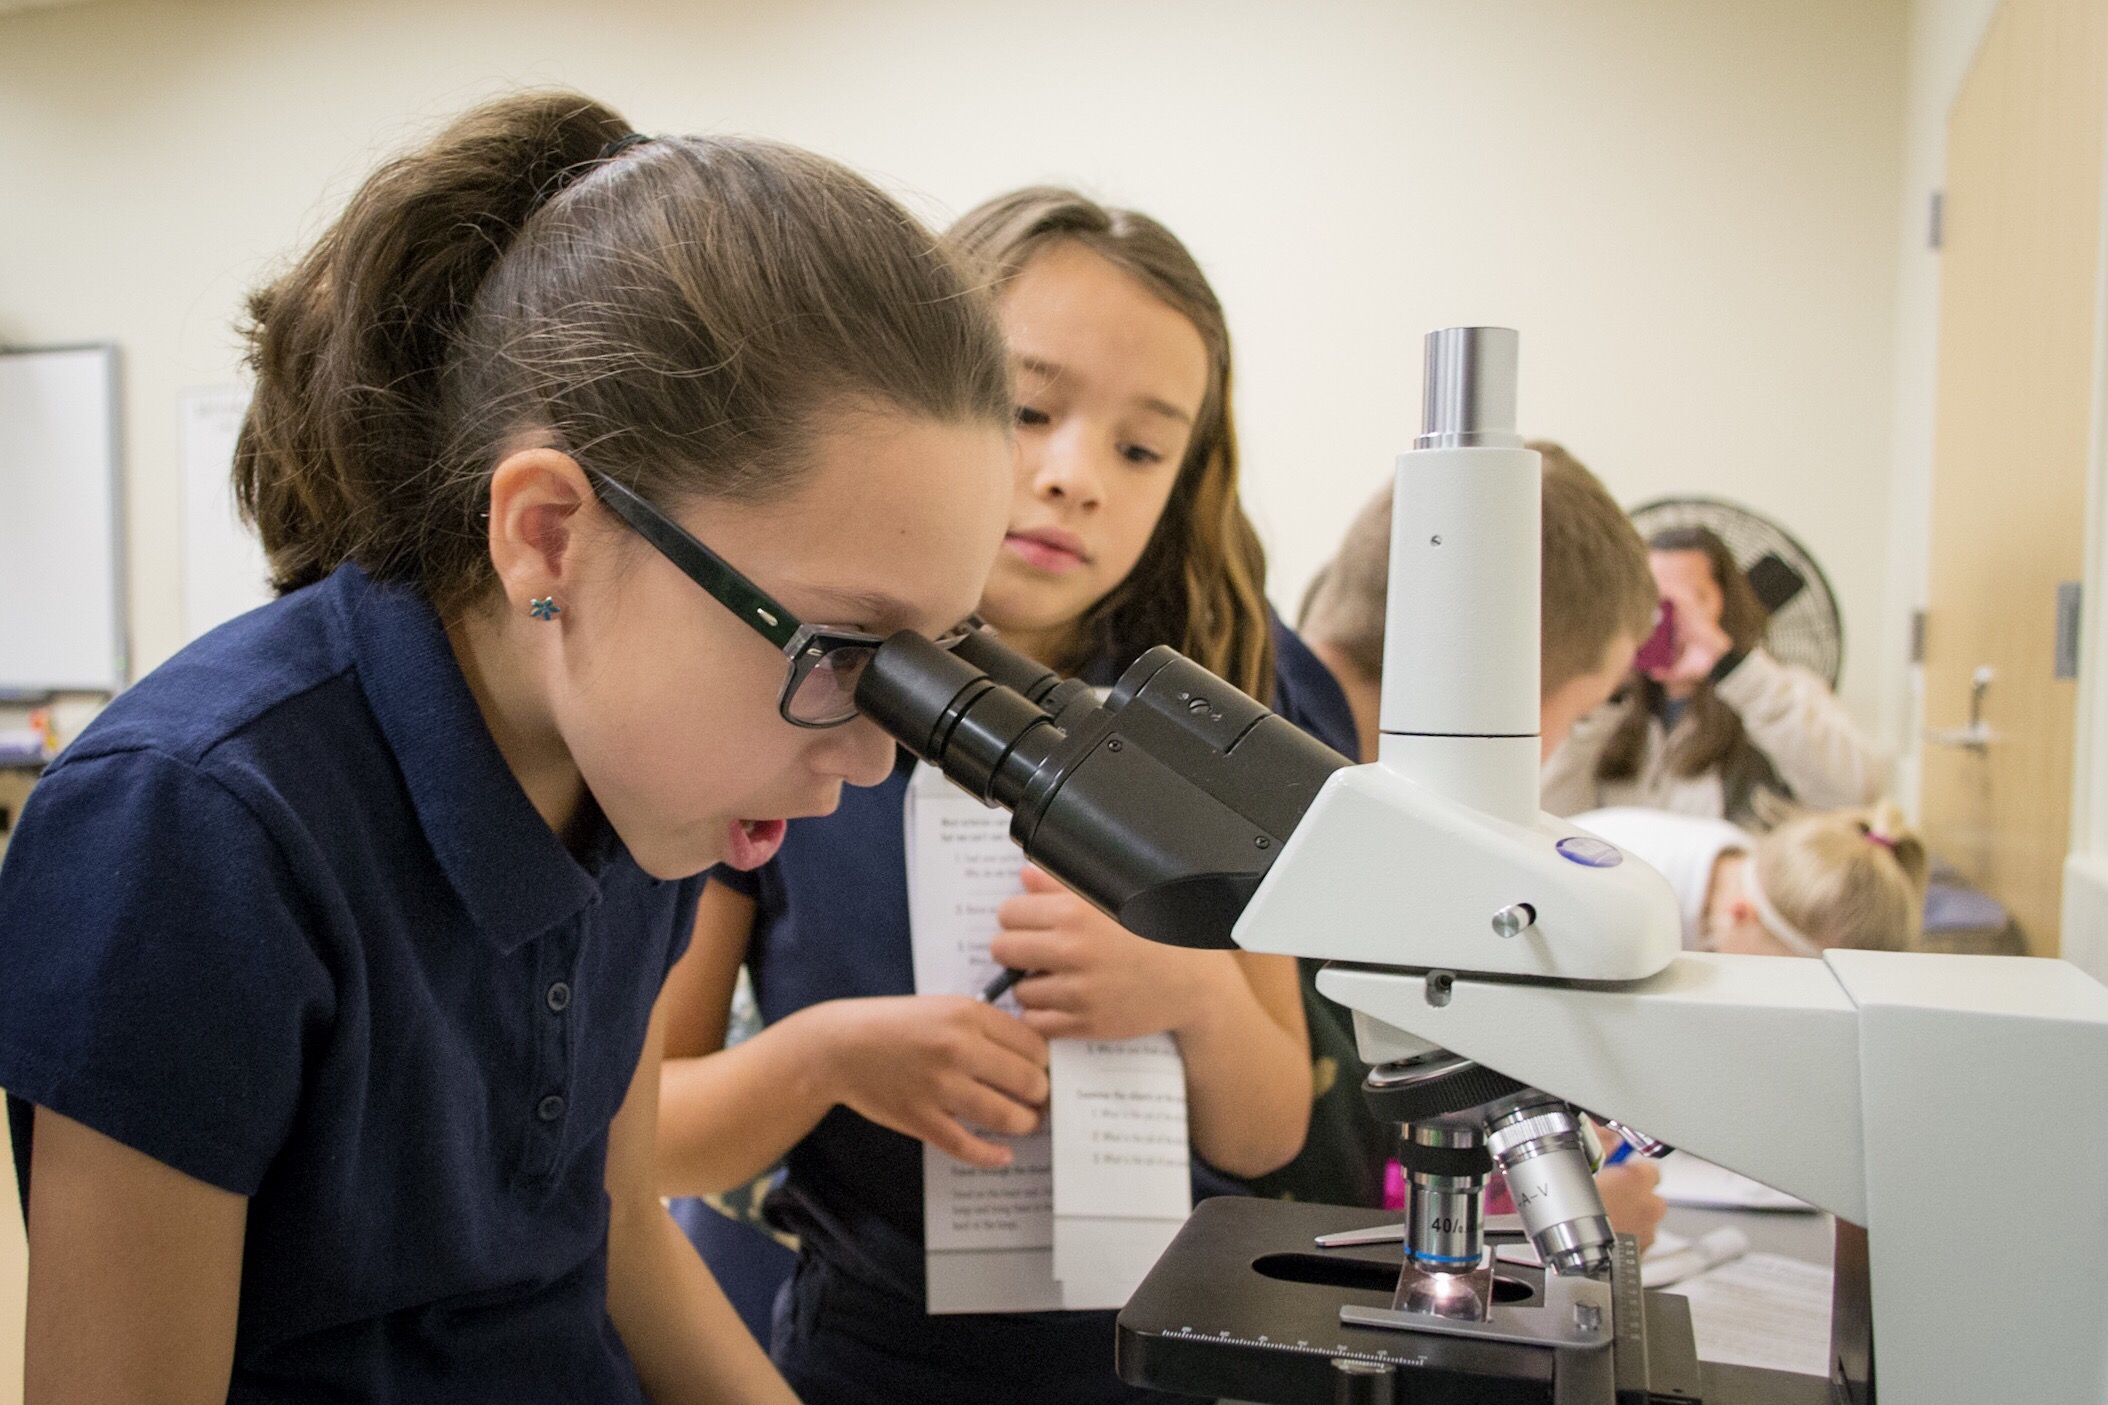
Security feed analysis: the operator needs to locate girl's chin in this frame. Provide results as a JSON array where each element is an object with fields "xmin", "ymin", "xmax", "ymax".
[{"xmin": 722, "ymin": 817, "xmax": 787, "ymax": 870}]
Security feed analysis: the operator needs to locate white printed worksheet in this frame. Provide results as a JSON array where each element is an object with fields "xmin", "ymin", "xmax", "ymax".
[
  {"xmin": 905, "ymin": 761, "xmax": 1192, "ymax": 1314},
  {"xmin": 1047, "ymin": 1034, "xmax": 1190, "ymax": 1309}
]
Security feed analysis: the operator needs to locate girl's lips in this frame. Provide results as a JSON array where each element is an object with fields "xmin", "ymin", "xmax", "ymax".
[
  {"xmin": 1004, "ymin": 531, "xmax": 1087, "ymax": 575},
  {"xmin": 723, "ymin": 817, "xmax": 787, "ymax": 870}
]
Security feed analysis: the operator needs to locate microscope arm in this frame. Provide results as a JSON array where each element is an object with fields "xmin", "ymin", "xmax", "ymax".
[
  {"xmin": 1320, "ymin": 949, "xmax": 2108, "ymax": 1405},
  {"xmin": 1315, "ymin": 954, "xmax": 1868, "ymax": 1222}
]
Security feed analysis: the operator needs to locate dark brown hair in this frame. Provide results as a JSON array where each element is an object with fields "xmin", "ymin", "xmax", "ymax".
[
  {"xmin": 1598, "ymin": 525, "xmax": 1772, "ymax": 783},
  {"xmin": 945, "ymin": 187, "xmax": 1275, "ymax": 701},
  {"xmin": 236, "ymin": 91, "xmax": 1010, "ymax": 620},
  {"xmin": 1296, "ymin": 442, "xmax": 1652, "ymax": 697}
]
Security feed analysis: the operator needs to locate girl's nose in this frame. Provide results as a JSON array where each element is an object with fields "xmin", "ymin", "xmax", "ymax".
[
  {"xmin": 1034, "ymin": 425, "xmax": 1104, "ymax": 509},
  {"xmin": 824, "ymin": 715, "xmax": 899, "ymax": 788}
]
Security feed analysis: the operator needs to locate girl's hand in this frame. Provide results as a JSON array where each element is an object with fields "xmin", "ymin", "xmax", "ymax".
[
  {"xmin": 814, "ymin": 995, "xmax": 1049, "ymax": 1169},
  {"xmin": 1648, "ymin": 581, "xmax": 1733, "ymax": 686},
  {"xmin": 991, "ymin": 865, "xmax": 1214, "ymax": 1042}
]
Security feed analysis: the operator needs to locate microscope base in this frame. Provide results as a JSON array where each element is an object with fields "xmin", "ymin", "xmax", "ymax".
[{"xmin": 1114, "ymin": 1198, "xmax": 1828, "ymax": 1405}]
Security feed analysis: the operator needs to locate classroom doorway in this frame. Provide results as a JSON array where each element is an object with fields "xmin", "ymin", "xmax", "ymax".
[{"xmin": 1919, "ymin": 0, "xmax": 2108, "ymax": 956}]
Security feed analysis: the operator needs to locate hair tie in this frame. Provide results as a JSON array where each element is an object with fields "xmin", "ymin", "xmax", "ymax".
[{"xmin": 598, "ymin": 133, "xmax": 654, "ymax": 161}]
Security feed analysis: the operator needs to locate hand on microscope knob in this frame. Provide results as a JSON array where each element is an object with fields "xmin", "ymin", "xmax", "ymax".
[
  {"xmin": 1594, "ymin": 1160, "xmax": 1668, "ymax": 1252},
  {"xmin": 992, "ymin": 865, "xmax": 1232, "ymax": 1042},
  {"xmin": 815, "ymin": 994, "xmax": 1049, "ymax": 1169}
]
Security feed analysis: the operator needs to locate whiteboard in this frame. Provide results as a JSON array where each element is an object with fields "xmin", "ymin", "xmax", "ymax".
[
  {"xmin": 0, "ymin": 346, "xmax": 124, "ymax": 694},
  {"xmin": 180, "ymin": 387, "xmax": 272, "ymax": 642}
]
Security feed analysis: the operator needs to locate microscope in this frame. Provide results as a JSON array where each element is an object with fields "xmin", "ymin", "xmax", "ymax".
[{"xmin": 854, "ymin": 329, "xmax": 2108, "ymax": 1404}]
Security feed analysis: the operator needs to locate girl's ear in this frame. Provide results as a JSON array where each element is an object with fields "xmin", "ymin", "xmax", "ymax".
[{"xmin": 487, "ymin": 449, "xmax": 595, "ymax": 613}]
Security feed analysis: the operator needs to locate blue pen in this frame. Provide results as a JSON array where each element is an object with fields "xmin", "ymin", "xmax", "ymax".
[{"xmin": 1603, "ymin": 1139, "xmax": 1634, "ymax": 1168}]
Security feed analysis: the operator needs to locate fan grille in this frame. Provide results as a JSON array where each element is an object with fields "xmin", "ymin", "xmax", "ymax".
[{"xmin": 1629, "ymin": 497, "xmax": 1844, "ymax": 689}]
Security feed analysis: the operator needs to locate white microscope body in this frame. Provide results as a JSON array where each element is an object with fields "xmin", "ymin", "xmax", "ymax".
[{"xmin": 1234, "ymin": 328, "xmax": 2108, "ymax": 1404}]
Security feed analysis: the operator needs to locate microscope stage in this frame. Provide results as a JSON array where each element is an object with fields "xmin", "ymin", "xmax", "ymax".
[{"xmin": 1114, "ymin": 1198, "xmax": 1831, "ymax": 1405}]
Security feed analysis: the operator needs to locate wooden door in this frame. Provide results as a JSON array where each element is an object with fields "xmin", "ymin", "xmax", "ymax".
[{"xmin": 1921, "ymin": 0, "xmax": 2108, "ymax": 956}]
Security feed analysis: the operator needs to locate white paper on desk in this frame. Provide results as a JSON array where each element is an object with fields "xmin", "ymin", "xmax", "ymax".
[
  {"xmin": 1048, "ymin": 1035, "xmax": 1191, "ymax": 1308},
  {"xmin": 1642, "ymin": 1225, "xmax": 1750, "ymax": 1287},
  {"xmin": 1662, "ymin": 1251, "xmax": 1833, "ymax": 1377},
  {"xmin": 906, "ymin": 762, "xmax": 1193, "ymax": 1313},
  {"xmin": 1655, "ymin": 1152, "xmax": 1813, "ymax": 1211}
]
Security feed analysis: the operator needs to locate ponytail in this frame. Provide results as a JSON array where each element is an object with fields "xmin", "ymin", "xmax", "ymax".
[
  {"xmin": 237, "ymin": 94, "xmax": 632, "ymax": 599},
  {"xmin": 1753, "ymin": 800, "xmax": 1928, "ymax": 953},
  {"xmin": 236, "ymin": 91, "xmax": 1009, "ymax": 619}
]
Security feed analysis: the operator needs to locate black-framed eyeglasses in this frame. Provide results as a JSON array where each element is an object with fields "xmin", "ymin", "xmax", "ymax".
[{"xmin": 585, "ymin": 468, "xmax": 981, "ymax": 728}]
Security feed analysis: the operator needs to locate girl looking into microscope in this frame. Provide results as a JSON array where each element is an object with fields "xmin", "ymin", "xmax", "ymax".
[
  {"xmin": 0, "ymin": 92, "xmax": 1019, "ymax": 1404},
  {"xmin": 652, "ymin": 187, "xmax": 1366, "ymax": 1405}
]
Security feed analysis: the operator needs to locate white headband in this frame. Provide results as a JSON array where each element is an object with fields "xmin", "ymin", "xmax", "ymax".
[{"xmin": 1741, "ymin": 860, "xmax": 1825, "ymax": 958}]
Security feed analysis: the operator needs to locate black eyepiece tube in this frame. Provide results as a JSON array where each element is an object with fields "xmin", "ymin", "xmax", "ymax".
[
  {"xmin": 857, "ymin": 631, "xmax": 1068, "ymax": 804},
  {"xmin": 856, "ymin": 629, "xmax": 1352, "ymax": 949},
  {"xmin": 853, "ymin": 630, "xmax": 997, "ymax": 764},
  {"xmin": 955, "ymin": 628, "xmax": 1063, "ymax": 706}
]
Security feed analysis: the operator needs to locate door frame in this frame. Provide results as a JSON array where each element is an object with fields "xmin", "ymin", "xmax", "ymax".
[{"xmin": 2060, "ymin": 50, "xmax": 2108, "ymax": 983}]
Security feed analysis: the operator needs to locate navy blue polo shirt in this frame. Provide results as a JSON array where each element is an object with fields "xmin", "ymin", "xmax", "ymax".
[
  {"xmin": 699, "ymin": 619, "xmax": 1365, "ymax": 1403},
  {"xmin": 0, "ymin": 563, "xmax": 700, "ymax": 1403}
]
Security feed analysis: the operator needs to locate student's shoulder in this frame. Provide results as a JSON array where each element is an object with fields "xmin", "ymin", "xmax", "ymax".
[
  {"xmin": 59, "ymin": 582, "xmax": 362, "ymax": 781},
  {"xmin": 1267, "ymin": 613, "xmax": 1358, "ymax": 757}
]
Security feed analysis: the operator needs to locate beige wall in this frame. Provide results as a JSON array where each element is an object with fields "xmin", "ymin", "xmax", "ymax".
[{"xmin": 1, "ymin": 0, "xmax": 1908, "ymax": 715}]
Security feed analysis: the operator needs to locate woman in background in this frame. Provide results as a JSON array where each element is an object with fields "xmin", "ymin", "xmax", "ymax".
[{"xmin": 1543, "ymin": 526, "xmax": 1886, "ymax": 826}]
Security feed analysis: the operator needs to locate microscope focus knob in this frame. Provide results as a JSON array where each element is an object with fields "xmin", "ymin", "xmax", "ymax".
[{"xmin": 1490, "ymin": 902, "xmax": 1537, "ymax": 939}]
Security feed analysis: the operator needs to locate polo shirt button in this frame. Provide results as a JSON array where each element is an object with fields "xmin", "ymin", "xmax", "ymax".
[
  {"xmin": 546, "ymin": 981, "xmax": 572, "ymax": 1013},
  {"xmin": 537, "ymin": 1094, "xmax": 566, "ymax": 1122}
]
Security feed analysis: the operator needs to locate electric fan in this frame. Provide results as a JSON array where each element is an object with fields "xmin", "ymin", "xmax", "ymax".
[{"xmin": 1628, "ymin": 496, "xmax": 1845, "ymax": 689}]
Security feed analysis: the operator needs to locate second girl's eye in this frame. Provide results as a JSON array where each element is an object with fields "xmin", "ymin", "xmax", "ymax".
[
  {"xmin": 1119, "ymin": 442, "xmax": 1165, "ymax": 466},
  {"xmin": 1015, "ymin": 404, "xmax": 1051, "ymax": 428}
]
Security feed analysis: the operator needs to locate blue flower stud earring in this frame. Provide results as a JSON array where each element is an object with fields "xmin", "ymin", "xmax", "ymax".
[{"xmin": 529, "ymin": 597, "xmax": 563, "ymax": 621}]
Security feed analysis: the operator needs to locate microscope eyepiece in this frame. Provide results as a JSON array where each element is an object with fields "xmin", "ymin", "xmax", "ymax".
[{"xmin": 854, "ymin": 626, "xmax": 1352, "ymax": 948}]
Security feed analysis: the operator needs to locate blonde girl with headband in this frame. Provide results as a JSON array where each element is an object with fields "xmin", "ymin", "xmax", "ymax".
[
  {"xmin": 1574, "ymin": 802, "xmax": 1930, "ymax": 956},
  {"xmin": 0, "ymin": 92, "xmax": 1017, "ymax": 1403}
]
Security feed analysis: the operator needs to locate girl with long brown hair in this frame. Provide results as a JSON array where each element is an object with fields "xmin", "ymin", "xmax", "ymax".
[
  {"xmin": 0, "ymin": 91, "xmax": 1016, "ymax": 1403},
  {"xmin": 653, "ymin": 188, "xmax": 1360, "ymax": 1403}
]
